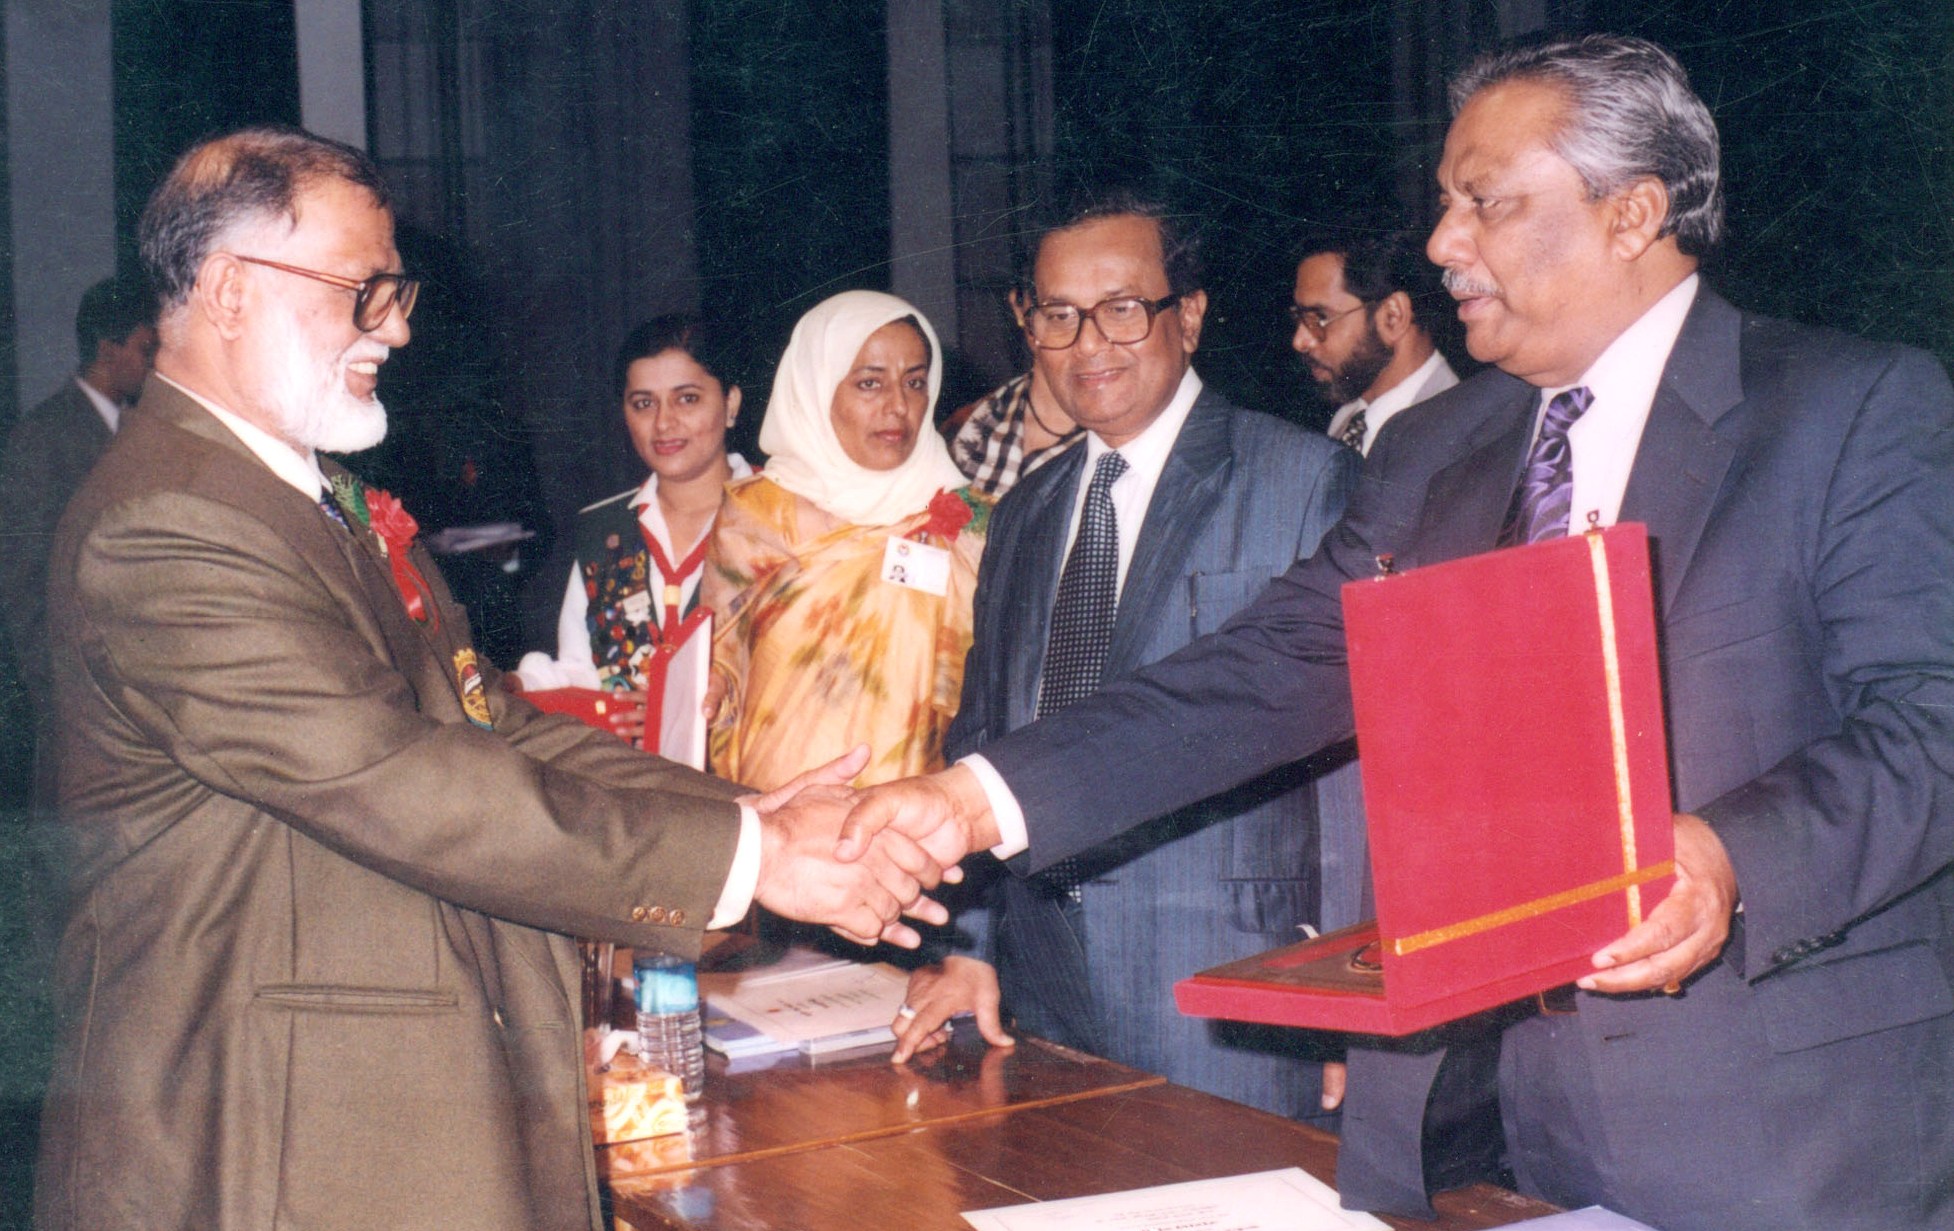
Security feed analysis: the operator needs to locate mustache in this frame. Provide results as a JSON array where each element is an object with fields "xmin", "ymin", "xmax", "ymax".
[{"xmin": 1441, "ymin": 268, "xmax": 1501, "ymax": 299}]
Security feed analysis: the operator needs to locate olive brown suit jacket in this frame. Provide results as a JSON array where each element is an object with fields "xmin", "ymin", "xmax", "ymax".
[{"xmin": 34, "ymin": 379, "xmax": 745, "ymax": 1231}]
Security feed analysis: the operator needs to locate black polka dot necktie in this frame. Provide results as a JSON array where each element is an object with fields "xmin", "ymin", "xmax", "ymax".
[
  {"xmin": 1039, "ymin": 450, "xmax": 1128, "ymax": 717},
  {"xmin": 1037, "ymin": 450, "xmax": 1127, "ymax": 897}
]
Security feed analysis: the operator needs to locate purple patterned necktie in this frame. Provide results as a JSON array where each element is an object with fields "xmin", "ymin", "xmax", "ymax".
[{"xmin": 1501, "ymin": 386, "xmax": 1594, "ymax": 544}]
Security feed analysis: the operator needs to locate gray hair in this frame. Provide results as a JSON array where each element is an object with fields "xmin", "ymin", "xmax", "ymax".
[
  {"xmin": 1450, "ymin": 35, "xmax": 1724, "ymax": 257},
  {"xmin": 139, "ymin": 126, "xmax": 392, "ymax": 309}
]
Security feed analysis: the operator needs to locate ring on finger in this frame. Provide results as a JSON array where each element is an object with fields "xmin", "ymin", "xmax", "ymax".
[{"xmin": 895, "ymin": 1004, "xmax": 919, "ymax": 1020}]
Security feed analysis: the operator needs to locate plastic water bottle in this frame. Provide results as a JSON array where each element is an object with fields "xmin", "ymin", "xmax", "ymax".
[{"xmin": 633, "ymin": 951, "xmax": 705, "ymax": 1102}]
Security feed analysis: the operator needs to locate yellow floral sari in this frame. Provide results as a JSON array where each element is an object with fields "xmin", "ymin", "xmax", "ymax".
[{"xmin": 705, "ymin": 475, "xmax": 987, "ymax": 790}]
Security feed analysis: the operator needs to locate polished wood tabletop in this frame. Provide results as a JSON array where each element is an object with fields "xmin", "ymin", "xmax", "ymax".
[{"xmin": 603, "ymin": 1028, "xmax": 1557, "ymax": 1231}]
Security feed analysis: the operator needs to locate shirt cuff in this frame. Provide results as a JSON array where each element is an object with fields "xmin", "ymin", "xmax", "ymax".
[
  {"xmin": 708, "ymin": 803, "xmax": 762, "ymax": 929},
  {"xmin": 960, "ymin": 754, "xmax": 1029, "ymax": 860}
]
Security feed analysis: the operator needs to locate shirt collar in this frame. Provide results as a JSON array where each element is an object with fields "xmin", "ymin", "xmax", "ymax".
[
  {"xmin": 155, "ymin": 373, "xmax": 327, "ymax": 499},
  {"xmin": 1542, "ymin": 272, "xmax": 1699, "ymax": 414},
  {"xmin": 1366, "ymin": 349, "xmax": 1450, "ymax": 422},
  {"xmin": 1081, "ymin": 366, "xmax": 1203, "ymax": 483},
  {"xmin": 74, "ymin": 376, "xmax": 121, "ymax": 433}
]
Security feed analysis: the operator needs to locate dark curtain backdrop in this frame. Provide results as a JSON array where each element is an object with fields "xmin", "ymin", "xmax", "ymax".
[{"xmin": 687, "ymin": 0, "xmax": 892, "ymax": 464}]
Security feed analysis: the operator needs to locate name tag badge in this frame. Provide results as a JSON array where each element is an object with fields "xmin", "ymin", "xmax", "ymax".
[
  {"xmin": 882, "ymin": 536, "xmax": 951, "ymax": 597},
  {"xmin": 621, "ymin": 588, "xmax": 653, "ymax": 626}
]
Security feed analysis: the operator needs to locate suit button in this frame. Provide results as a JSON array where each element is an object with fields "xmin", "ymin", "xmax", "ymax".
[
  {"xmin": 630, "ymin": 906, "xmax": 650, "ymax": 922},
  {"xmin": 646, "ymin": 906, "xmax": 668, "ymax": 924},
  {"xmin": 668, "ymin": 909, "xmax": 685, "ymax": 926}
]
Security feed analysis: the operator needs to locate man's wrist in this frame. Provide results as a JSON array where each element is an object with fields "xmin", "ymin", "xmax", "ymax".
[{"xmin": 957, "ymin": 755, "xmax": 1024, "ymax": 858}]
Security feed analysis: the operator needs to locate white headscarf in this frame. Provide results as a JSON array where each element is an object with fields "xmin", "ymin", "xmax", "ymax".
[{"xmin": 757, "ymin": 290, "xmax": 967, "ymax": 527}]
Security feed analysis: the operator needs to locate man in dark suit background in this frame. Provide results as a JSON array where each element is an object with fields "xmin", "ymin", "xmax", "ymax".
[
  {"xmin": 35, "ymin": 126, "xmax": 944, "ymax": 1231},
  {"xmin": 0, "ymin": 274, "xmax": 157, "ymax": 730},
  {"xmin": 890, "ymin": 195, "xmax": 1357, "ymax": 1125},
  {"xmin": 847, "ymin": 35, "xmax": 1954, "ymax": 1231},
  {"xmin": 1290, "ymin": 226, "xmax": 1458, "ymax": 460}
]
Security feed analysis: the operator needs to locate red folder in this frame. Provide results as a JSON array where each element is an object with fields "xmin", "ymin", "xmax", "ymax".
[
  {"xmin": 524, "ymin": 687, "xmax": 639, "ymax": 732},
  {"xmin": 1175, "ymin": 525, "xmax": 1675, "ymax": 1036}
]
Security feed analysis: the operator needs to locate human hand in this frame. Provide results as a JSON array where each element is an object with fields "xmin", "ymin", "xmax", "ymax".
[
  {"xmin": 1321, "ymin": 1060, "xmax": 1347, "ymax": 1111},
  {"xmin": 1578, "ymin": 812, "xmax": 1737, "ymax": 994},
  {"xmin": 606, "ymin": 688, "xmax": 648, "ymax": 747},
  {"xmin": 702, "ymin": 674, "xmax": 728, "ymax": 724},
  {"xmin": 837, "ymin": 764, "xmax": 1003, "ymax": 886},
  {"xmin": 752, "ymin": 782, "xmax": 948, "ymax": 949},
  {"xmin": 890, "ymin": 956, "xmax": 1014, "ymax": 1063},
  {"xmin": 741, "ymin": 744, "xmax": 871, "ymax": 816}
]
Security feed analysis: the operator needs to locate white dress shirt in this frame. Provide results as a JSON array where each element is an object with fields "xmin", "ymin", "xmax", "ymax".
[
  {"xmin": 1325, "ymin": 349, "xmax": 1459, "ymax": 455},
  {"xmin": 1060, "ymin": 366, "xmax": 1202, "ymax": 598},
  {"xmin": 76, "ymin": 376, "xmax": 123, "ymax": 433},
  {"xmin": 157, "ymin": 373, "xmax": 761, "ymax": 926},
  {"xmin": 1543, "ymin": 272, "xmax": 1698, "ymax": 531},
  {"xmin": 973, "ymin": 276, "xmax": 1700, "ymax": 860}
]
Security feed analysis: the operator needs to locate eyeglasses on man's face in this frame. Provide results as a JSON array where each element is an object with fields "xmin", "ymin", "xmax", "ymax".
[
  {"xmin": 233, "ymin": 255, "xmax": 420, "ymax": 333},
  {"xmin": 1287, "ymin": 299, "xmax": 1372, "ymax": 342},
  {"xmin": 1021, "ymin": 293, "xmax": 1182, "ymax": 350}
]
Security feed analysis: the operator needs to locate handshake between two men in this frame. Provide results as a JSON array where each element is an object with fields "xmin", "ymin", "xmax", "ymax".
[{"xmin": 744, "ymin": 749, "xmax": 996, "ymax": 950}]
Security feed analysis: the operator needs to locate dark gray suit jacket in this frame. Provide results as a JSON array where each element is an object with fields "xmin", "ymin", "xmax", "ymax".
[
  {"xmin": 979, "ymin": 288, "xmax": 1954, "ymax": 1230},
  {"xmin": 0, "ymin": 379, "xmax": 115, "ymax": 723},
  {"xmin": 944, "ymin": 386, "xmax": 1357, "ymax": 1117}
]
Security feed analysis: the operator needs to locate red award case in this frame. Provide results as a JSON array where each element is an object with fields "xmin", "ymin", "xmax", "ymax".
[{"xmin": 1174, "ymin": 525, "xmax": 1675, "ymax": 1036}]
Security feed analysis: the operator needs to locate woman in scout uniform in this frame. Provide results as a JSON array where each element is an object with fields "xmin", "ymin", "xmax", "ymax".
[
  {"xmin": 704, "ymin": 290, "xmax": 987, "ymax": 790},
  {"xmin": 512, "ymin": 315, "xmax": 749, "ymax": 748}
]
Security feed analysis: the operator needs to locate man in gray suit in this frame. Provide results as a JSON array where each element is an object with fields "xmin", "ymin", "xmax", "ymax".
[
  {"xmin": 0, "ymin": 274, "xmax": 157, "ymax": 728},
  {"xmin": 1290, "ymin": 227, "xmax": 1458, "ymax": 460},
  {"xmin": 890, "ymin": 193, "xmax": 1358, "ymax": 1125},
  {"xmin": 35, "ymin": 126, "xmax": 943, "ymax": 1231},
  {"xmin": 849, "ymin": 35, "xmax": 1954, "ymax": 1231}
]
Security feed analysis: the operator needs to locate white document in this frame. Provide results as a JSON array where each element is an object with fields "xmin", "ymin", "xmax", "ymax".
[
  {"xmin": 1502, "ymin": 1209, "xmax": 1659, "ymax": 1230},
  {"xmin": 656, "ymin": 612, "xmax": 711, "ymax": 771},
  {"xmin": 700, "ymin": 951, "xmax": 908, "ymax": 1053},
  {"xmin": 961, "ymin": 1168, "xmax": 1388, "ymax": 1231}
]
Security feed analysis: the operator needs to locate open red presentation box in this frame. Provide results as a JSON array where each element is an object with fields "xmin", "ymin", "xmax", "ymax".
[{"xmin": 1175, "ymin": 525, "xmax": 1676, "ymax": 1036}]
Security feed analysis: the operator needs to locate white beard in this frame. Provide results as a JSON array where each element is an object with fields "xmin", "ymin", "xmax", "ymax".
[{"xmin": 258, "ymin": 300, "xmax": 389, "ymax": 454}]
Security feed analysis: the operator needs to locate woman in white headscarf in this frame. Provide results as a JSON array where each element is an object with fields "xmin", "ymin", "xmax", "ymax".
[{"xmin": 704, "ymin": 290, "xmax": 987, "ymax": 790}]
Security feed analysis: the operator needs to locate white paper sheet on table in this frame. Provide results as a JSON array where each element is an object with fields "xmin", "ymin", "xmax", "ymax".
[
  {"xmin": 961, "ymin": 1167, "xmax": 1389, "ymax": 1231},
  {"xmin": 1500, "ymin": 1209, "xmax": 1659, "ymax": 1230}
]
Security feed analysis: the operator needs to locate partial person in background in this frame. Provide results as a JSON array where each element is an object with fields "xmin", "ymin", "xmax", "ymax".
[
  {"xmin": 945, "ymin": 290, "xmax": 1084, "ymax": 496},
  {"xmin": 512, "ymin": 315, "xmax": 750, "ymax": 749},
  {"xmin": 705, "ymin": 290, "xmax": 986, "ymax": 790},
  {"xmin": 1290, "ymin": 227, "xmax": 1457, "ymax": 456},
  {"xmin": 893, "ymin": 192, "xmax": 1358, "ymax": 1127},
  {"xmin": 0, "ymin": 273, "xmax": 157, "ymax": 729}
]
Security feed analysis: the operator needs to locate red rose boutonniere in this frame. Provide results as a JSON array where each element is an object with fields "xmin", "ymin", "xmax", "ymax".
[
  {"xmin": 915, "ymin": 487, "xmax": 989, "ymax": 544},
  {"xmin": 331, "ymin": 475, "xmax": 439, "ymax": 627}
]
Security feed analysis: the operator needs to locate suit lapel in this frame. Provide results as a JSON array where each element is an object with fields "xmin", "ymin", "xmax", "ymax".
[
  {"xmin": 1618, "ymin": 289, "xmax": 1743, "ymax": 612},
  {"xmin": 145, "ymin": 384, "xmax": 466, "ymax": 682},
  {"xmin": 1411, "ymin": 379, "xmax": 1536, "ymax": 564},
  {"xmin": 1006, "ymin": 447, "xmax": 1085, "ymax": 733},
  {"xmin": 1108, "ymin": 393, "xmax": 1231, "ymax": 674}
]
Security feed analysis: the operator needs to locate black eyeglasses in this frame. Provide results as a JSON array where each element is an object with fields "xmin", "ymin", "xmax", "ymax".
[
  {"xmin": 234, "ymin": 255, "xmax": 420, "ymax": 332},
  {"xmin": 1022, "ymin": 294, "xmax": 1182, "ymax": 350},
  {"xmin": 1287, "ymin": 300, "xmax": 1372, "ymax": 341}
]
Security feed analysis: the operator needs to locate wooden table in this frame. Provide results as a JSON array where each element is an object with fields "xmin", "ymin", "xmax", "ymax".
[{"xmin": 601, "ymin": 1027, "xmax": 1555, "ymax": 1231}]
